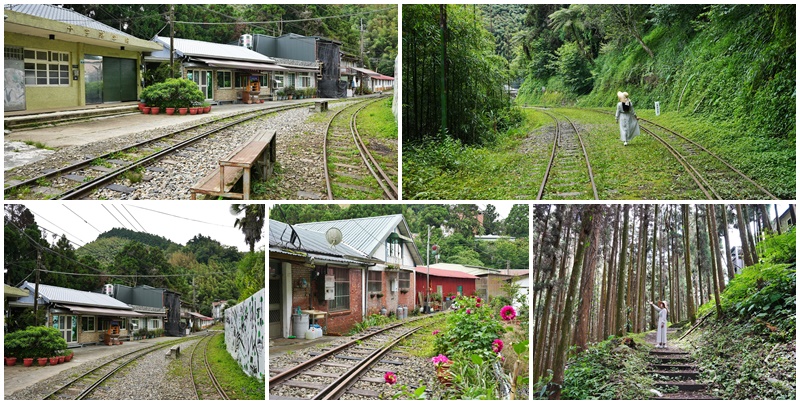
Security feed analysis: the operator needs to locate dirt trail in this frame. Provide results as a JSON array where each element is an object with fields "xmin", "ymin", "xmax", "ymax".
[{"xmin": 646, "ymin": 329, "xmax": 716, "ymax": 400}]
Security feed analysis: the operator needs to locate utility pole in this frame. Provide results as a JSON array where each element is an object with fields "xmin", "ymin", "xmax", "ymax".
[
  {"xmin": 426, "ymin": 225, "xmax": 430, "ymax": 313},
  {"xmin": 169, "ymin": 5, "xmax": 175, "ymax": 78},
  {"xmin": 33, "ymin": 249, "xmax": 41, "ymax": 321}
]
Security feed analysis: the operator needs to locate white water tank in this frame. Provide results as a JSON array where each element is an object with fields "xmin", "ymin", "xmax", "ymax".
[
  {"xmin": 239, "ymin": 34, "xmax": 253, "ymax": 50},
  {"xmin": 102, "ymin": 284, "xmax": 113, "ymax": 296}
]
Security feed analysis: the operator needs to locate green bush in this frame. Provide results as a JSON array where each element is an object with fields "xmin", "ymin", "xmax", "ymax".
[
  {"xmin": 762, "ymin": 227, "xmax": 796, "ymax": 265},
  {"xmin": 561, "ymin": 337, "xmax": 653, "ymax": 399},
  {"xmin": 4, "ymin": 326, "xmax": 67, "ymax": 359},
  {"xmin": 433, "ymin": 296, "xmax": 506, "ymax": 359},
  {"xmin": 140, "ymin": 78, "xmax": 204, "ymax": 109}
]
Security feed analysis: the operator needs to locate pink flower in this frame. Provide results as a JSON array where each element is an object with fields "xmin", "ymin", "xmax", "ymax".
[
  {"xmin": 476, "ymin": 303, "xmax": 481, "ymax": 308},
  {"xmin": 384, "ymin": 371, "xmax": 397, "ymax": 385},
  {"xmin": 432, "ymin": 329, "xmax": 440, "ymax": 336},
  {"xmin": 431, "ymin": 354, "xmax": 449, "ymax": 366},
  {"xmin": 466, "ymin": 309, "xmax": 472, "ymax": 314},
  {"xmin": 476, "ymin": 297, "xmax": 482, "ymax": 303},
  {"xmin": 492, "ymin": 339, "xmax": 504, "ymax": 353},
  {"xmin": 500, "ymin": 305, "xmax": 517, "ymax": 321}
]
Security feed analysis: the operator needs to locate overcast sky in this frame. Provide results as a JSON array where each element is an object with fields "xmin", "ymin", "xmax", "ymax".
[{"xmin": 12, "ymin": 201, "xmax": 263, "ymax": 252}]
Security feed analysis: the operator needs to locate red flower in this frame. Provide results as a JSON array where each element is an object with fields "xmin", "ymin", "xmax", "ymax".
[
  {"xmin": 476, "ymin": 297, "xmax": 482, "ymax": 303},
  {"xmin": 500, "ymin": 305, "xmax": 516, "ymax": 321},
  {"xmin": 384, "ymin": 371, "xmax": 397, "ymax": 385},
  {"xmin": 476, "ymin": 303, "xmax": 481, "ymax": 308},
  {"xmin": 432, "ymin": 329, "xmax": 440, "ymax": 335},
  {"xmin": 492, "ymin": 339, "xmax": 504, "ymax": 353},
  {"xmin": 466, "ymin": 309, "xmax": 472, "ymax": 314}
]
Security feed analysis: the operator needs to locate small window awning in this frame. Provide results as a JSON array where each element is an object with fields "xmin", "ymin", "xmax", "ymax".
[
  {"xmin": 60, "ymin": 305, "xmax": 145, "ymax": 317},
  {"xmin": 279, "ymin": 66, "xmax": 320, "ymax": 73},
  {"xmin": 195, "ymin": 58, "xmax": 287, "ymax": 72}
]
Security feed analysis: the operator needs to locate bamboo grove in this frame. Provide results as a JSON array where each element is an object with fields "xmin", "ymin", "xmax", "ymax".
[
  {"xmin": 531, "ymin": 204, "xmax": 794, "ymax": 398},
  {"xmin": 403, "ymin": 5, "xmax": 516, "ymax": 145}
]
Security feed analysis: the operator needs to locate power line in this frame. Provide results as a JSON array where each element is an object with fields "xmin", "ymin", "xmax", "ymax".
[
  {"xmin": 113, "ymin": 204, "xmax": 140, "ymax": 232},
  {"xmin": 122, "ymin": 205, "xmax": 147, "ymax": 233},
  {"xmin": 5, "ymin": 220, "xmax": 103, "ymax": 274},
  {"xmin": 62, "ymin": 204, "xmax": 101, "ymax": 233},
  {"xmin": 102, "ymin": 205, "xmax": 128, "ymax": 229},
  {"xmin": 174, "ymin": 6, "xmax": 396, "ymax": 26},
  {"xmin": 38, "ymin": 225, "xmax": 83, "ymax": 248},
  {"xmin": 126, "ymin": 205, "xmax": 231, "ymax": 228},
  {"xmin": 39, "ymin": 269, "xmax": 237, "ymax": 278},
  {"xmin": 27, "ymin": 209, "xmax": 85, "ymax": 245}
]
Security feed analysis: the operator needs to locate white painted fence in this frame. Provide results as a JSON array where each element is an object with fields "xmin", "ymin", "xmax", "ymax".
[{"xmin": 224, "ymin": 288, "xmax": 265, "ymax": 378}]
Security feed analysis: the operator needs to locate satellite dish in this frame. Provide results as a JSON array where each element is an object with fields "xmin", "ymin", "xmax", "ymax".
[{"xmin": 326, "ymin": 227, "xmax": 343, "ymax": 247}]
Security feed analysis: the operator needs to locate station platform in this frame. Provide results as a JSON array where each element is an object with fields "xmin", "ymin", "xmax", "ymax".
[
  {"xmin": 3, "ymin": 335, "xmax": 186, "ymax": 397},
  {"xmin": 269, "ymin": 335, "xmax": 344, "ymax": 359}
]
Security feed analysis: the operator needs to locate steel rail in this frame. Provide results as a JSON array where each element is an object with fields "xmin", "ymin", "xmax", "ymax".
[
  {"xmin": 350, "ymin": 97, "xmax": 397, "ymax": 199},
  {"xmin": 5, "ymin": 103, "xmax": 310, "ymax": 198},
  {"xmin": 313, "ymin": 325, "xmax": 424, "ymax": 400},
  {"xmin": 536, "ymin": 109, "xmax": 560, "ymax": 200},
  {"xmin": 203, "ymin": 333, "xmax": 229, "ymax": 400}
]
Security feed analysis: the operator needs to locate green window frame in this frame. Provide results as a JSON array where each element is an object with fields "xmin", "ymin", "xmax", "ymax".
[{"xmin": 216, "ymin": 71, "xmax": 232, "ymax": 89}]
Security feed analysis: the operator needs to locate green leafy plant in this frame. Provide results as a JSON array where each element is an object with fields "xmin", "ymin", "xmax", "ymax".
[
  {"xmin": 4, "ymin": 326, "xmax": 67, "ymax": 359},
  {"xmin": 433, "ymin": 296, "xmax": 505, "ymax": 358}
]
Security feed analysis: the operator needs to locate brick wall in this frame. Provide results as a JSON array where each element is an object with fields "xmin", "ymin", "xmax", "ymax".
[{"xmin": 290, "ymin": 263, "xmax": 363, "ymax": 335}]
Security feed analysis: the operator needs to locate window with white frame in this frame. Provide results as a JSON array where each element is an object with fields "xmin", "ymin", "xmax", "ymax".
[
  {"xmin": 130, "ymin": 319, "xmax": 139, "ymax": 331},
  {"xmin": 299, "ymin": 73, "xmax": 311, "ymax": 88},
  {"xmin": 399, "ymin": 271, "xmax": 411, "ymax": 289},
  {"xmin": 217, "ymin": 71, "xmax": 232, "ymax": 88},
  {"xmin": 386, "ymin": 238, "xmax": 403, "ymax": 260},
  {"xmin": 24, "ymin": 49, "xmax": 69, "ymax": 86},
  {"xmin": 259, "ymin": 74, "xmax": 270, "ymax": 88},
  {"xmin": 287, "ymin": 73, "xmax": 296, "ymax": 87},
  {"xmin": 367, "ymin": 271, "xmax": 382, "ymax": 293},
  {"xmin": 329, "ymin": 268, "xmax": 350, "ymax": 311},
  {"xmin": 274, "ymin": 73, "xmax": 284, "ymax": 88},
  {"xmin": 149, "ymin": 318, "xmax": 160, "ymax": 329},
  {"xmin": 81, "ymin": 316, "xmax": 95, "ymax": 332}
]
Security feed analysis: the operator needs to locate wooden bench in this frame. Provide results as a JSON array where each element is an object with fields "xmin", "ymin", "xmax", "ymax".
[
  {"xmin": 165, "ymin": 346, "xmax": 180, "ymax": 359},
  {"xmin": 190, "ymin": 130, "xmax": 277, "ymax": 200}
]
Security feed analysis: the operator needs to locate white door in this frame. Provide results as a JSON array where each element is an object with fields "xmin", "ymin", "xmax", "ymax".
[
  {"xmin": 189, "ymin": 70, "xmax": 212, "ymax": 101},
  {"xmin": 54, "ymin": 315, "xmax": 76, "ymax": 343}
]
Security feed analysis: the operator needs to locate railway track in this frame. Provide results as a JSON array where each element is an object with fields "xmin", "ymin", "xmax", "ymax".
[
  {"xmin": 43, "ymin": 337, "xmax": 199, "ymax": 400},
  {"xmin": 190, "ymin": 331, "xmax": 229, "ymax": 400},
  {"xmin": 269, "ymin": 314, "xmax": 441, "ymax": 400},
  {"xmin": 4, "ymin": 102, "xmax": 314, "ymax": 200},
  {"xmin": 530, "ymin": 108, "xmax": 598, "ymax": 200},
  {"xmin": 323, "ymin": 96, "xmax": 398, "ymax": 200},
  {"xmin": 583, "ymin": 109, "xmax": 776, "ymax": 199}
]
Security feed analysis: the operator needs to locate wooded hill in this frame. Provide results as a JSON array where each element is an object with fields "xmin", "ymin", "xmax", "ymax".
[
  {"xmin": 531, "ymin": 204, "xmax": 796, "ymax": 399},
  {"xmin": 272, "ymin": 204, "xmax": 529, "ymax": 270},
  {"xmin": 4, "ymin": 205, "xmax": 262, "ymax": 317},
  {"xmin": 63, "ymin": 4, "xmax": 397, "ymax": 75}
]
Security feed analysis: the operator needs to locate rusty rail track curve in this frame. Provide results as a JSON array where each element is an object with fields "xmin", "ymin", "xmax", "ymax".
[{"xmin": 191, "ymin": 332, "xmax": 229, "ymax": 400}]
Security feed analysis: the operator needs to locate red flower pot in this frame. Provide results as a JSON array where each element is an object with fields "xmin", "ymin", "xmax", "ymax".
[
  {"xmin": 150, "ymin": 107, "xmax": 160, "ymax": 115},
  {"xmin": 5, "ymin": 357, "xmax": 16, "ymax": 366},
  {"xmin": 58, "ymin": 356, "xmax": 65, "ymax": 364},
  {"xmin": 138, "ymin": 102, "xmax": 146, "ymax": 110},
  {"xmin": 65, "ymin": 353, "xmax": 73, "ymax": 362},
  {"xmin": 204, "ymin": 106, "xmax": 211, "ymax": 113},
  {"xmin": 37, "ymin": 358, "xmax": 48, "ymax": 366},
  {"xmin": 49, "ymin": 357, "xmax": 58, "ymax": 366},
  {"xmin": 23, "ymin": 358, "xmax": 34, "ymax": 367},
  {"xmin": 179, "ymin": 108, "xmax": 188, "ymax": 115},
  {"xmin": 165, "ymin": 107, "xmax": 176, "ymax": 115},
  {"xmin": 436, "ymin": 361, "xmax": 454, "ymax": 386},
  {"xmin": 189, "ymin": 107, "xmax": 198, "ymax": 115},
  {"xmin": 142, "ymin": 107, "xmax": 151, "ymax": 114}
]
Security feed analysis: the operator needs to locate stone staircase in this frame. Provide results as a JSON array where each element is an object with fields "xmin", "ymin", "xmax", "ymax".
[{"xmin": 649, "ymin": 348, "xmax": 716, "ymax": 399}]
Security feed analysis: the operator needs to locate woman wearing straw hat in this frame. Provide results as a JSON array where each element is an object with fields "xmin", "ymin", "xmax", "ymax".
[
  {"xmin": 649, "ymin": 301, "xmax": 669, "ymax": 348},
  {"xmin": 615, "ymin": 91, "xmax": 640, "ymax": 146}
]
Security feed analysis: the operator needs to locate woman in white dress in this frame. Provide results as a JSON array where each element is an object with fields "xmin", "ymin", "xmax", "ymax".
[
  {"xmin": 649, "ymin": 301, "xmax": 668, "ymax": 348},
  {"xmin": 615, "ymin": 91, "xmax": 640, "ymax": 146}
]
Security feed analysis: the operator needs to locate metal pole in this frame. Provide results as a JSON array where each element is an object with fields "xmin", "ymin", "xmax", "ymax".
[
  {"xmin": 426, "ymin": 225, "xmax": 430, "ymax": 313},
  {"xmin": 33, "ymin": 249, "xmax": 41, "ymax": 320},
  {"xmin": 169, "ymin": 5, "xmax": 175, "ymax": 78}
]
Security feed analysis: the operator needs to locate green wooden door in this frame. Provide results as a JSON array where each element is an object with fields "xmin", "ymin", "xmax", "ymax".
[{"xmin": 103, "ymin": 57, "xmax": 137, "ymax": 102}]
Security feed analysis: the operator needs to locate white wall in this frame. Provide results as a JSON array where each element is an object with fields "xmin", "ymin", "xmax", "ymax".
[{"xmin": 224, "ymin": 288, "xmax": 265, "ymax": 379}]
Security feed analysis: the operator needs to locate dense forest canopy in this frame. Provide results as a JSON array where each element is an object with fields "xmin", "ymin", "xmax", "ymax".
[
  {"xmin": 4, "ymin": 204, "xmax": 262, "ymax": 316},
  {"xmin": 272, "ymin": 204, "xmax": 529, "ymax": 270},
  {"xmin": 61, "ymin": 4, "xmax": 397, "ymax": 75}
]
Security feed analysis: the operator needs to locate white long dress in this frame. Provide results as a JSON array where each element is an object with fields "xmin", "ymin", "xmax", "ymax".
[
  {"xmin": 616, "ymin": 101, "xmax": 641, "ymax": 142},
  {"xmin": 650, "ymin": 303, "xmax": 668, "ymax": 346}
]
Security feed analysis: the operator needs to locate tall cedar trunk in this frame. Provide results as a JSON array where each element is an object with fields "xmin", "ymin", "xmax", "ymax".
[
  {"xmin": 665, "ymin": 207, "xmax": 674, "ymax": 323},
  {"xmin": 721, "ymin": 205, "xmax": 736, "ymax": 280},
  {"xmin": 682, "ymin": 205, "xmax": 697, "ymax": 323},
  {"xmin": 533, "ymin": 208, "xmax": 563, "ymax": 383},
  {"xmin": 735, "ymin": 204, "xmax": 754, "ymax": 267},
  {"xmin": 706, "ymin": 205, "xmax": 724, "ymax": 317},
  {"xmin": 598, "ymin": 236, "xmax": 610, "ymax": 340},
  {"xmin": 695, "ymin": 206, "xmax": 705, "ymax": 306},
  {"xmin": 774, "ymin": 204, "xmax": 782, "ymax": 235},
  {"xmin": 551, "ymin": 206, "xmax": 595, "ymax": 399},
  {"xmin": 531, "ymin": 210, "xmax": 551, "ymax": 360},
  {"xmin": 545, "ymin": 207, "xmax": 574, "ymax": 377},
  {"xmin": 714, "ymin": 207, "xmax": 727, "ymax": 292},
  {"xmin": 574, "ymin": 205, "xmax": 603, "ymax": 351},
  {"xmin": 759, "ymin": 204, "xmax": 773, "ymax": 233},
  {"xmin": 636, "ymin": 206, "xmax": 649, "ymax": 332},
  {"xmin": 650, "ymin": 205, "xmax": 658, "ymax": 330},
  {"xmin": 615, "ymin": 205, "xmax": 631, "ymax": 337},
  {"xmin": 744, "ymin": 205, "xmax": 759, "ymax": 265},
  {"xmin": 605, "ymin": 206, "xmax": 621, "ymax": 337},
  {"xmin": 626, "ymin": 210, "xmax": 637, "ymax": 331}
]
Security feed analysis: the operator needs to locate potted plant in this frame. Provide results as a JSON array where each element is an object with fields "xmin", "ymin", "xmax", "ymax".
[
  {"xmin": 285, "ymin": 86, "xmax": 295, "ymax": 100},
  {"xmin": 23, "ymin": 357, "xmax": 34, "ymax": 367},
  {"xmin": 276, "ymin": 89, "xmax": 285, "ymax": 101},
  {"xmin": 64, "ymin": 350, "xmax": 73, "ymax": 362},
  {"xmin": 203, "ymin": 102, "xmax": 211, "ymax": 113},
  {"xmin": 141, "ymin": 106, "xmax": 151, "ymax": 114},
  {"xmin": 49, "ymin": 356, "xmax": 58, "ymax": 366},
  {"xmin": 37, "ymin": 357, "xmax": 48, "ymax": 366},
  {"xmin": 165, "ymin": 101, "xmax": 176, "ymax": 115}
]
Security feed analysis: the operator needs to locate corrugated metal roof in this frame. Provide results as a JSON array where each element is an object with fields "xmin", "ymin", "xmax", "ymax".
[
  {"xmin": 155, "ymin": 36, "xmax": 275, "ymax": 63},
  {"xmin": 5, "ymin": 4, "xmax": 138, "ymax": 41},
  {"xmin": 269, "ymin": 219, "xmax": 371, "ymax": 264},
  {"xmin": 4, "ymin": 284, "xmax": 28, "ymax": 298},
  {"xmin": 423, "ymin": 263, "xmax": 499, "ymax": 276},
  {"xmin": 295, "ymin": 215, "xmax": 404, "ymax": 256},
  {"xmin": 272, "ymin": 57, "xmax": 318, "ymax": 69},
  {"xmin": 21, "ymin": 281, "xmax": 132, "ymax": 310},
  {"xmin": 414, "ymin": 266, "xmax": 477, "ymax": 279}
]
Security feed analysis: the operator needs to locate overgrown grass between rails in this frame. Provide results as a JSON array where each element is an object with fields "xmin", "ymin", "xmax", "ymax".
[
  {"xmin": 402, "ymin": 108, "xmax": 551, "ymax": 199},
  {"xmin": 206, "ymin": 333, "xmax": 264, "ymax": 399},
  {"xmin": 356, "ymin": 98, "xmax": 397, "ymax": 141}
]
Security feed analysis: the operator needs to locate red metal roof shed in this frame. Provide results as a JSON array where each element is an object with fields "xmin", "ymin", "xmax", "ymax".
[{"xmin": 414, "ymin": 266, "xmax": 477, "ymax": 297}]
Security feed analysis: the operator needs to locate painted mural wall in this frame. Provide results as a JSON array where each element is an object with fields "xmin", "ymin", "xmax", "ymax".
[{"xmin": 224, "ymin": 288, "xmax": 265, "ymax": 379}]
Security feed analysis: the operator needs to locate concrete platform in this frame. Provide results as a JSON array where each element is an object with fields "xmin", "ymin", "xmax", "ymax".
[{"xmin": 3, "ymin": 335, "xmax": 184, "ymax": 397}]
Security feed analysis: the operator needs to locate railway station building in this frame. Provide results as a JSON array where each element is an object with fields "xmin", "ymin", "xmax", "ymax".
[
  {"xmin": 269, "ymin": 214, "xmax": 422, "ymax": 338},
  {"xmin": 8, "ymin": 282, "xmax": 143, "ymax": 346},
  {"xmin": 102, "ymin": 284, "xmax": 183, "ymax": 337},
  {"xmin": 3, "ymin": 4, "xmax": 162, "ymax": 113}
]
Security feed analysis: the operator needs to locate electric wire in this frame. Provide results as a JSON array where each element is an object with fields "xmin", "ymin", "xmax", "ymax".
[
  {"xmin": 62, "ymin": 204, "xmax": 102, "ymax": 232},
  {"xmin": 26, "ymin": 209, "xmax": 85, "ymax": 245},
  {"xmin": 126, "ymin": 205, "xmax": 231, "ymax": 228},
  {"xmin": 122, "ymin": 205, "xmax": 147, "ymax": 233},
  {"xmin": 113, "ymin": 204, "xmax": 140, "ymax": 232},
  {"xmin": 102, "ymin": 205, "xmax": 128, "ymax": 229}
]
